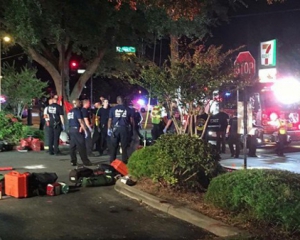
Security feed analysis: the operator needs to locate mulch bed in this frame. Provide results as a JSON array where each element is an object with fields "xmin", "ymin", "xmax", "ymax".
[{"xmin": 134, "ymin": 178, "xmax": 300, "ymax": 240}]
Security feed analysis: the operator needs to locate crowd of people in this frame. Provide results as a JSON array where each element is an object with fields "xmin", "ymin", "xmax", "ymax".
[
  {"xmin": 42, "ymin": 95, "xmax": 142, "ymax": 166},
  {"xmin": 149, "ymin": 101, "xmax": 259, "ymax": 158},
  {"xmin": 40, "ymin": 94, "xmax": 287, "ymax": 166}
]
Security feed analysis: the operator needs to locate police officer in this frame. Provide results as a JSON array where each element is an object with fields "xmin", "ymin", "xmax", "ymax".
[
  {"xmin": 226, "ymin": 111, "xmax": 240, "ymax": 158},
  {"xmin": 47, "ymin": 96, "xmax": 65, "ymax": 156},
  {"xmin": 68, "ymin": 99, "xmax": 93, "ymax": 166},
  {"xmin": 107, "ymin": 96, "xmax": 134, "ymax": 163},
  {"xmin": 215, "ymin": 107, "xmax": 229, "ymax": 153},
  {"xmin": 81, "ymin": 99, "xmax": 95, "ymax": 157}
]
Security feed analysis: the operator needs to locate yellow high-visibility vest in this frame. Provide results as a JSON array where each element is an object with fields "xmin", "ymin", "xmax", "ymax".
[{"xmin": 278, "ymin": 119, "xmax": 287, "ymax": 134}]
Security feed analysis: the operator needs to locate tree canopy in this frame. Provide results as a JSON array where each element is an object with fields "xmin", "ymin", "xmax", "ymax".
[
  {"xmin": 2, "ymin": 63, "xmax": 47, "ymax": 117},
  {"xmin": 0, "ymin": 0, "xmax": 286, "ymax": 102}
]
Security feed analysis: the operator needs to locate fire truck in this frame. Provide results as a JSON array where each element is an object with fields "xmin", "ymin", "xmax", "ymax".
[{"xmin": 208, "ymin": 77, "xmax": 300, "ymax": 146}]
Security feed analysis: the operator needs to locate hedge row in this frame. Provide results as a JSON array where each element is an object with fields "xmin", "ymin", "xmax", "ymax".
[{"xmin": 205, "ymin": 169, "xmax": 300, "ymax": 231}]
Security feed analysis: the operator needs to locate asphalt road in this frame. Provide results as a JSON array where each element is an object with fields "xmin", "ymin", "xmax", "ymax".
[{"xmin": 0, "ymin": 150, "xmax": 214, "ymax": 240}]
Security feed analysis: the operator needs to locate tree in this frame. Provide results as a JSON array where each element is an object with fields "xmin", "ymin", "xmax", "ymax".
[
  {"xmin": 2, "ymin": 63, "xmax": 48, "ymax": 118},
  {"xmin": 128, "ymin": 42, "xmax": 243, "ymax": 135},
  {"xmin": 0, "ymin": 0, "xmax": 148, "ymax": 101}
]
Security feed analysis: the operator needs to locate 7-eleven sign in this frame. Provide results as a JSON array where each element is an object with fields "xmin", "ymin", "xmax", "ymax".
[{"xmin": 260, "ymin": 39, "xmax": 277, "ymax": 67}]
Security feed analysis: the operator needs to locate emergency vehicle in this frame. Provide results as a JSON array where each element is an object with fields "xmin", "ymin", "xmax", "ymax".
[{"xmin": 207, "ymin": 77, "xmax": 300, "ymax": 146}]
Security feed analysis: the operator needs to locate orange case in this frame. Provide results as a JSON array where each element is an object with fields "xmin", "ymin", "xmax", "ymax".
[
  {"xmin": 111, "ymin": 159, "xmax": 128, "ymax": 176},
  {"xmin": 5, "ymin": 171, "xmax": 29, "ymax": 198}
]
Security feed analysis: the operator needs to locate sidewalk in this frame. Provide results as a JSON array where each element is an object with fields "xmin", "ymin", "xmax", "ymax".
[{"xmin": 220, "ymin": 152, "xmax": 300, "ymax": 174}]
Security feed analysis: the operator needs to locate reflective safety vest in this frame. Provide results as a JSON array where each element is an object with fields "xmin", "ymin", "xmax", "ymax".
[
  {"xmin": 151, "ymin": 105, "xmax": 162, "ymax": 124},
  {"xmin": 277, "ymin": 119, "xmax": 287, "ymax": 135}
]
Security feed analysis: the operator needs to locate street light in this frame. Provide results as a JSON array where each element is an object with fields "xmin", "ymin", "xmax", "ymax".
[{"xmin": 0, "ymin": 35, "xmax": 11, "ymax": 111}]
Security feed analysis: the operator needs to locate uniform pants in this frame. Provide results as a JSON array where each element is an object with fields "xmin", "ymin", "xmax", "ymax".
[
  {"xmin": 151, "ymin": 123, "xmax": 164, "ymax": 141},
  {"xmin": 110, "ymin": 126, "xmax": 130, "ymax": 163},
  {"xmin": 92, "ymin": 127, "xmax": 101, "ymax": 151},
  {"xmin": 134, "ymin": 124, "xmax": 144, "ymax": 139},
  {"xmin": 48, "ymin": 126, "xmax": 61, "ymax": 154},
  {"xmin": 216, "ymin": 130, "xmax": 226, "ymax": 153},
  {"xmin": 248, "ymin": 135, "xmax": 257, "ymax": 156},
  {"xmin": 44, "ymin": 125, "xmax": 49, "ymax": 150},
  {"xmin": 85, "ymin": 129, "xmax": 93, "ymax": 156},
  {"xmin": 69, "ymin": 127, "xmax": 90, "ymax": 164},
  {"xmin": 100, "ymin": 126, "xmax": 108, "ymax": 154},
  {"xmin": 228, "ymin": 133, "xmax": 241, "ymax": 157},
  {"xmin": 276, "ymin": 134, "xmax": 286, "ymax": 156}
]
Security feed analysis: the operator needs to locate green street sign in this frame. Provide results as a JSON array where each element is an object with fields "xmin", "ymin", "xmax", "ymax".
[{"xmin": 116, "ymin": 46, "xmax": 136, "ymax": 53}]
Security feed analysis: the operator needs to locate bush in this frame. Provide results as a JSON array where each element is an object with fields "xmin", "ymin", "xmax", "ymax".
[
  {"xmin": 152, "ymin": 134, "xmax": 222, "ymax": 190},
  {"xmin": 127, "ymin": 146, "xmax": 159, "ymax": 179},
  {"xmin": 22, "ymin": 126, "xmax": 44, "ymax": 140},
  {"xmin": 0, "ymin": 111, "xmax": 25, "ymax": 144},
  {"xmin": 128, "ymin": 134, "xmax": 223, "ymax": 191},
  {"xmin": 205, "ymin": 169, "xmax": 300, "ymax": 231}
]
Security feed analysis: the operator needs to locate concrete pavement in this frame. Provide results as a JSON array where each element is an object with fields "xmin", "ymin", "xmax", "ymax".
[
  {"xmin": 0, "ymin": 149, "xmax": 215, "ymax": 240},
  {"xmin": 3, "ymin": 138, "xmax": 299, "ymax": 239},
  {"xmin": 0, "ymin": 148, "xmax": 248, "ymax": 237},
  {"xmin": 220, "ymin": 152, "xmax": 300, "ymax": 173}
]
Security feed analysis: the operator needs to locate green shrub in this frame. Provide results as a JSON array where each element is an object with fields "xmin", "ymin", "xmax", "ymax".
[
  {"xmin": 0, "ymin": 112, "xmax": 25, "ymax": 144},
  {"xmin": 127, "ymin": 146, "xmax": 159, "ymax": 179},
  {"xmin": 205, "ymin": 169, "xmax": 300, "ymax": 231},
  {"xmin": 22, "ymin": 126, "xmax": 44, "ymax": 140},
  {"xmin": 128, "ymin": 134, "xmax": 223, "ymax": 191},
  {"xmin": 152, "ymin": 134, "xmax": 222, "ymax": 190}
]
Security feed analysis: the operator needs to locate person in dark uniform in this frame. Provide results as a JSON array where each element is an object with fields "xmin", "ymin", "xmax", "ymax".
[
  {"xmin": 97, "ymin": 99, "xmax": 110, "ymax": 155},
  {"xmin": 68, "ymin": 99, "xmax": 93, "ymax": 166},
  {"xmin": 81, "ymin": 99, "xmax": 95, "ymax": 157},
  {"xmin": 215, "ymin": 108, "xmax": 229, "ymax": 153},
  {"xmin": 226, "ymin": 111, "xmax": 240, "ymax": 158},
  {"xmin": 47, "ymin": 96, "xmax": 65, "ymax": 156},
  {"xmin": 133, "ymin": 107, "xmax": 143, "ymax": 139},
  {"xmin": 107, "ymin": 96, "xmax": 134, "ymax": 163},
  {"xmin": 92, "ymin": 102, "xmax": 102, "ymax": 152}
]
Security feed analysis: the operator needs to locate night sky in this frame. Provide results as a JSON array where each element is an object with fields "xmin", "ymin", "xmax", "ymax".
[{"xmin": 209, "ymin": 0, "xmax": 300, "ymax": 74}]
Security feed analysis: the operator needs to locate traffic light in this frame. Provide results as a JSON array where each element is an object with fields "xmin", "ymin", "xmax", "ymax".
[{"xmin": 70, "ymin": 60, "xmax": 79, "ymax": 70}]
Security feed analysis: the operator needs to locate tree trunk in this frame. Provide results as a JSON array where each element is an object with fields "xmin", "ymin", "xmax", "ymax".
[
  {"xmin": 27, "ymin": 46, "xmax": 105, "ymax": 102},
  {"xmin": 170, "ymin": 35, "xmax": 179, "ymax": 63},
  {"xmin": 69, "ymin": 49, "xmax": 105, "ymax": 100}
]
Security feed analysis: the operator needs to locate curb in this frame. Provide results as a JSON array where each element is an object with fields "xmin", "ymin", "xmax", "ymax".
[{"xmin": 115, "ymin": 180, "xmax": 248, "ymax": 238}]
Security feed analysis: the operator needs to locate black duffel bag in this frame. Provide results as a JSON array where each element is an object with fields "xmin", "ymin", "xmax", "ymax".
[{"xmin": 28, "ymin": 172, "xmax": 58, "ymax": 196}]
